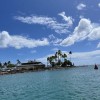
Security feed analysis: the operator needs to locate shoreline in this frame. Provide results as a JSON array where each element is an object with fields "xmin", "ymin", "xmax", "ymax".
[{"xmin": 0, "ymin": 66, "xmax": 75, "ymax": 75}]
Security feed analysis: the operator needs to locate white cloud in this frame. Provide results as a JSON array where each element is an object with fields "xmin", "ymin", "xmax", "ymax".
[
  {"xmin": 88, "ymin": 27, "xmax": 100, "ymax": 40},
  {"xmin": 72, "ymin": 50, "xmax": 100, "ymax": 59},
  {"xmin": 0, "ymin": 31, "xmax": 49, "ymax": 49},
  {"xmin": 53, "ymin": 38, "xmax": 62, "ymax": 45},
  {"xmin": 60, "ymin": 18, "xmax": 100, "ymax": 47},
  {"xmin": 31, "ymin": 50, "xmax": 37, "ymax": 54},
  {"xmin": 37, "ymin": 54, "xmax": 54, "ymax": 64},
  {"xmin": 79, "ymin": 15, "xmax": 84, "ymax": 19},
  {"xmin": 97, "ymin": 42, "xmax": 100, "ymax": 48},
  {"xmin": 58, "ymin": 12, "xmax": 74, "ymax": 26},
  {"xmin": 14, "ymin": 13, "xmax": 74, "ymax": 34},
  {"xmin": 72, "ymin": 50, "xmax": 100, "ymax": 65},
  {"xmin": 48, "ymin": 34, "xmax": 63, "ymax": 45},
  {"xmin": 48, "ymin": 34, "xmax": 55, "ymax": 40},
  {"xmin": 37, "ymin": 57, "xmax": 47, "ymax": 64},
  {"xmin": 98, "ymin": 3, "xmax": 100, "ymax": 7},
  {"xmin": 60, "ymin": 18, "xmax": 92, "ymax": 46},
  {"xmin": 77, "ymin": 3, "xmax": 86, "ymax": 10},
  {"xmin": 52, "ymin": 48, "xmax": 59, "ymax": 52}
]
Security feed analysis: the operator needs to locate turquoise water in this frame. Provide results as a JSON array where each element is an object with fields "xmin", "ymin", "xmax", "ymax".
[{"xmin": 0, "ymin": 66, "xmax": 100, "ymax": 100}]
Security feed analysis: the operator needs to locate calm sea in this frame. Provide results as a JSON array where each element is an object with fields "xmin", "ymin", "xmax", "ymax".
[{"xmin": 0, "ymin": 66, "xmax": 100, "ymax": 100}]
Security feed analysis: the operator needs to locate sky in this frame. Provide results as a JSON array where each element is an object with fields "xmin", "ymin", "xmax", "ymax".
[{"xmin": 0, "ymin": 0, "xmax": 100, "ymax": 65}]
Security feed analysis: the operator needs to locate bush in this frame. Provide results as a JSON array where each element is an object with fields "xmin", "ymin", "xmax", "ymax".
[{"xmin": 7, "ymin": 64, "xmax": 15, "ymax": 68}]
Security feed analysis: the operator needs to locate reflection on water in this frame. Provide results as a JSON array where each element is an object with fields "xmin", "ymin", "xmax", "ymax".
[{"xmin": 0, "ymin": 66, "xmax": 100, "ymax": 100}]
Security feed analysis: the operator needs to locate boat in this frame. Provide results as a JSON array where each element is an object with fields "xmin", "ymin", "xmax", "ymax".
[{"xmin": 94, "ymin": 64, "xmax": 98, "ymax": 69}]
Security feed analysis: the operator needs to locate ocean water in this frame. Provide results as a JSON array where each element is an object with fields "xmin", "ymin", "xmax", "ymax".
[{"xmin": 0, "ymin": 66, "xmax": 100, "ymax": 100}]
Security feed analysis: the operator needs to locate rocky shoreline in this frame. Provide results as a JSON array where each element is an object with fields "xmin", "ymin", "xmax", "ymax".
[
  {"xmin": 0, "ymin": 50, "xmax": 74, "ymax": 75},
  {"xmin": 0, "ymin": 66, "xmax": 74, "ymax": 75}
]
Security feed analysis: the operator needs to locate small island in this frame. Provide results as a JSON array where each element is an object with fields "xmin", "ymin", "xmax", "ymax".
[{"xmin": 0, "ymin": 50, "xmax": 74, "ymax": 75}]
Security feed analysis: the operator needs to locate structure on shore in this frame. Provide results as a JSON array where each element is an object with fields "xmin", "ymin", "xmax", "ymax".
[
  {"xmin": 0, "ymin": 60, "xmax": 45, "ymax": 73},
  {"xmin": 17, "ymin": 60, "xmax": 45, "ymax": 70},
  {"xmin": 0, "ymin": 50, "xmax": 74, "ymax": 75}
]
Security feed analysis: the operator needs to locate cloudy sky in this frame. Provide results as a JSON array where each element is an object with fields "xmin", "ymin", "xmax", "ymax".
[{"xmin": 0, "ymin": 0, "xmax": 100, "ymax": 65}]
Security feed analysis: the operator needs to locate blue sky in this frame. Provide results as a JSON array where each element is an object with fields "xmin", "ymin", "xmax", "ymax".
[{"xmin": 0, "ymin": 0, "xmax": 100, "ymax": 65}]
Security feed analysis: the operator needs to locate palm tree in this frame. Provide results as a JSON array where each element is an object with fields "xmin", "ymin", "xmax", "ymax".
[
  {"xmin": 49, "ymin": 56, "xmax": 53, "ymax": 66},
  {"xmin": 47, "ymin": 50, "xmax": 74, "ymax": 67},
  {"xmin": 51, "ymin": 56, "xmax": 56, "ymax": 67},
  {"xmin": 3, "ymin": 62, "xmax": 7, "ymax": 68},
  {"xmin": 16, "ymin": 59, "xmax": 21, "ymax": 66},
  {"xmin": 58, "ymin": 50, "xmax": 62, "ymax": 56},
  {"xmin": 51, "ymin": 56, "xmax": 56, "ymax": 63},
  {"xmin": 57, "ymin": 50, "xmax": 62, "ymax": 65},
  {"xmin": 69, "ymin": 51, "xmax": 72, "ymax": 62},
  {"xmin": 47, "ymin": 56, "xmax": 56, "ymax": 67},
  {"xmin": 7, "ymin": 61, "xmax": 11, "ymax": 65},
  {"xmin": 63, "ymin": 53, "xmax": 67, "ymax": 61},
  {"xmin": 48, "ymin": 56, "xmax": 52, "ymax": 65},
  {"xmin": 47, "ymin": 57, "xmax": 50, "ymax": 67},
  {"xmin": 0, "ymin": 62, "xmax": 2, "ymax": 68},
  {"xmin": 55, "ymin": 52, "xmax": 58, "ymax": 62}
]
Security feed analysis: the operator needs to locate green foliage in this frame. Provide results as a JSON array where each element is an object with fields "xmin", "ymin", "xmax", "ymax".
[
  {"xmin": 69, "ymin": 51, "xmax": 72, "ymax": 54},
  {"xmin": 47, "ymin": 50, "xmax": 73, "ymax": 67},
  {"xmin": 0, "ymin": 62, "xmax": 2, "ymax": 68},
  {"xmin": 17, "ymin": 59, "xmax": 21, "ymax": 64},
  {"xmin": 7, "ymin": 64, "xmax": 15, "ymax": 68}
]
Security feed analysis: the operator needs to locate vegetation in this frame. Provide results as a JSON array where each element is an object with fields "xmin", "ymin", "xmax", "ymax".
[
  {"xmin": 47, "ymin": 50, "xmax": 73, "ymax": 67},
  {"xmin": 69, "ymin": 51, "xmax": 72, "ymax": 61},
  {"xmin": 7, "ymin": 64, "xmax": 15, "ymax": 68},
  {"xmin": 0, "ymin": 52, "xmax": 75, "ymax": 75},
  {"xmin": 16, "ymin": 59, "xmax": 21, "ymax": 65},
  {"xmin": 0, "ymin": 62, "xmax": 2, "ymax": 68},
  {"xmin": 0, "ymin": 60, "xmax": 21, "ymax": 69}
]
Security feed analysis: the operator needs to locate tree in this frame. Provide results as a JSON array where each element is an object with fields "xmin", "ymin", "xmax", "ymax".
[
  {"xmin": 57, "ymin": 50, "xmax": 62, "ymax": 65},
  {"xmin": 3, "ymin": 62, "xmax": 7, "ymax": 68},
  {"xmin": 50, "ymin": 56, "xmax": 55, "ymax": 67},
  {"xmin": 67, "ymin": 60, "xmax": 72, "ymax": 66},
  {"xmin": 63, "ymin": 53, "xmax": 67, "ymax": 61},
  {"xmin": 7, "ymin": 61, "xmax": 11, "ymax": 65},
  {"xmin": 7, "ymin": 61, "xmax": 15, "ymax": 68},
  {"xmin": 4, "ymin": 62, "xmax": 7, "ymax": 66},
  {"xmin": 7, "ymin": 64, "xmax": 15, "ymax": 68},
  {"xmin": 55, "ymin": 52, "xmax": 58, "ymax": 62},
  {"xmin": 69, "ymin": 51, "xmax": 72, "ymax": 61},
  {"xmin": 58, "ymin": 50, "xmax": 62, "ymax": 59},
  {"xmin": 47, "ymin": 56, "xmax": 56, "ymax": 67},
  {"xmin": 0, "ymin": 62, "xmax": 2, "ymax": 68},
  {"xmin": 47, "ymin": 50, "xmax": 73, "ymax": 67},
  {"xmin": 16, "ymin": 59, "xmax": 21, "ymax": 66},
  {"xmin": 47, "ymin": 57, "xmax": 50, "ymax": 67}
]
